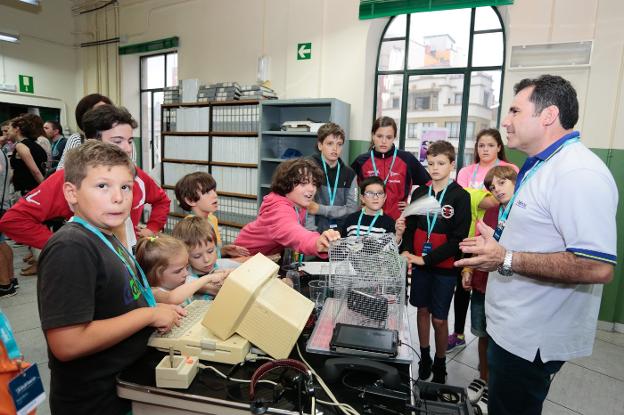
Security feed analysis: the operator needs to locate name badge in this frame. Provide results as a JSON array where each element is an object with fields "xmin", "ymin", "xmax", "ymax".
[
  {"xmin": 9, "ymin": 364, "xmax": 46, "ymax": 415},
  {"xmin": 422, "ymin": 242, "xmax": 432, "ymax": 256},
  {"xmin": 329, "ymin": 219, "xmax": 337, "ymax": 229},
  {"xmin": 493, "ymin": 225, "xmax": 504, "ymax": 242}
]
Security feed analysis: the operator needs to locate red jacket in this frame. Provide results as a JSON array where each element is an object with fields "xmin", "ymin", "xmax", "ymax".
[
  {"xmin": 0, "ymin": 167, "xmax": 170, "ymax": 249},
  {"xmin": 234, "ymin": 192, "xmax": 323, "ymax": 257},
  {"xmin": 351, "ymin": 145, "xmax": 430, "ymax": 220}
]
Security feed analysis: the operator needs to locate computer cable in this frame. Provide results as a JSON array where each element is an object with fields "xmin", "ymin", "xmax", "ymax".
[{"xmin": 197, "ymin": 363, "xmax": 278, "ymax": 386}]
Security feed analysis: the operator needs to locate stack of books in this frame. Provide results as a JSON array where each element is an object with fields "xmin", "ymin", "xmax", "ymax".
[
  {"xmin": 239, "ymin": 84, "xmax": 278, "ymax": 100},
  {"xmin": 163, "ymin": 86, "xmax": 180, "ymax": 104},
  {"xmin": 197, "ymin": 82, "xmax": 241, "ymax": 102}
]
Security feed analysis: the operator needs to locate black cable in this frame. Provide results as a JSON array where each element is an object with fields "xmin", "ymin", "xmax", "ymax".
[{"xmin": 398, "ymin": 340, "xmax": 421, "ymax": 361}]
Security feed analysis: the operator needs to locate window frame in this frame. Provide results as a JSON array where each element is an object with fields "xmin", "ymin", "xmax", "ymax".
[{"xmin": 373, "ymin": 7, "xmax": 506, "ymax": 169}]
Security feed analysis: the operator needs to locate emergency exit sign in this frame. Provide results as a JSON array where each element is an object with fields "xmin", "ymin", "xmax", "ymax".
[
  {"xmin": 19, "ymin": 75, "xmax": 34, "ymax": 94},
  {"xmin": 297, "ymin": 43, "xmax": 312, "ymax": 60}
]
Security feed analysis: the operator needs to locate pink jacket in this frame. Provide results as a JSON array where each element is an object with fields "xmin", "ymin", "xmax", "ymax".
[{"xmin": 234, "ymin": 193, "xmax": 322, "ymax": 257}]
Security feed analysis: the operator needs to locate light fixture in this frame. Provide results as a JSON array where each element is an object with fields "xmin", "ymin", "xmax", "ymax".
[
  {"xmin": 18, "ymin": 0, "xmax": 40, "ymax": 5},
  {"xmin": 0, "ymin": 32, "xmax": 20, "ymax": 43}
]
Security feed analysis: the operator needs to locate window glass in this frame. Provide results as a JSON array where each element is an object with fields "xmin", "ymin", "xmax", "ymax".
[
  {"xmin": 378, "ymin": 40, "xmax": 406, "ymax": 71},
  {"xmin": 384, "ymin": 14, "xmax": 406, "ymax": 38}
]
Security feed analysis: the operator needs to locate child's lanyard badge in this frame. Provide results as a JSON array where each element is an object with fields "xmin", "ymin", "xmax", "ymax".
[
  {"xmin": 321, "ymin": 155, "xmax": 340, "ymax": 229},
  {"xmin": 469, "ymin": 159, "xmax": 499, "ymax": 189},
  {"xmin": 493, "ymin": 136, "xmax": 580, "ymax": 241},
  {"xmin": 69, "ymin": 216, "xmax": 156, "ymax": 307},
  {"xmin": 424, "ymin": 180, "xmax": 451, "ymax": 255},
  {"xmin": 356, "ymin": 208, "xmax": 382, "ymax": 236},
  {"xmin": 370, "ymin": 147, "xmax": 398, "ymax": 185}
]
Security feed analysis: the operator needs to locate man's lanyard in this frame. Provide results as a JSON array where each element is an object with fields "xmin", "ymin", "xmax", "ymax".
[
  {"xmin": 356, "ymin": 208, "xmax": 382, "ymax": 236},
  {"xmin": 493, "ymin": 136, "xmax": 580, "ymax": 241},
  {"xmin": 51, "ymin": 137, "xmax": 63, "ymax": 156},
  {"xmin": 321, "ymin": 155, "xmax": 340, "ymax": 206},
  {"xmin": 470, "ymin": 159, "xmax": 499, "ymax": 189},
  {"xmin": 426, "ymin": 180, "xmax": 451, "ymax": 242},
  {"xmin": 69, "ymin": 216, "xmax": 156, "ymax": 307},
  {"xmin": 370, "ymin": 147, "xmax": 398, "ymax": 184}
]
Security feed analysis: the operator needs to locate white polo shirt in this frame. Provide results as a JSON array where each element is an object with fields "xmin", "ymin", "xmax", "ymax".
[{"xmin": 485, "ymin": 135, "xmax": 618, "ymax": 363}]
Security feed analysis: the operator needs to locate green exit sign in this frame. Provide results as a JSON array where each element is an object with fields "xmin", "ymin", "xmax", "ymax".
[
  {"xmin": 297, "ymin": 43, "xmax": 311, "ymax": 60},
  {"xmin": 19, "ymin": 75, "xmax": 34, "ymax": 94}
]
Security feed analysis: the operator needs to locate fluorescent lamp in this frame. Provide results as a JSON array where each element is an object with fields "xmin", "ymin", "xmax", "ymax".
[
  {"xmin": 18, "ymin": 0, "xmax": 40, "ymax": 5},
  {"xmin": 0, "ymin": 32, "xmax": 20, "ymax": 43},
  {"xmin": 510, "ymin": 41, "xmax": 592, "ymax": 68}
]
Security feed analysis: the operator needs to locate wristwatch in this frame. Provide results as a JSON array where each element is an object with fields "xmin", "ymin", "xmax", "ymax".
[{"xmin": 497, "ymin": 250, "xmax": 514, "ymax": 277}]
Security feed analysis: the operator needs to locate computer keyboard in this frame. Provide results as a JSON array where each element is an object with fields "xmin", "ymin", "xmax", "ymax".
[{"xmin": 148, "ymin": 300, "xmax": 251, "ymax": 365}]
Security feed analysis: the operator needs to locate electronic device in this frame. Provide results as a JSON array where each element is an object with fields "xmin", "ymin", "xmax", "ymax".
[
  {"xmin": 330, "ymin": 323, "xmax": 398, "ymax": 358},
  {"xmin": 155, "ymin": 354, "xmax": 198, "ymax": 389},
  {"xmin": 148, "ymin": 300, "xmax": 251, "ymax": 365},
  {"xmin": 280, "ymin": 121, "xmax": 325, "ymax": 133},
  {"xmin": 203, "ymin": 253, "xmax": 314, "ymax": 359},
  {"xmin": 347, "ymin": 289, "xmax": 389, "ymax": 321},
  {"xmin": 321, "ymin": 357, "xmax": 401, "ymax": 388}
]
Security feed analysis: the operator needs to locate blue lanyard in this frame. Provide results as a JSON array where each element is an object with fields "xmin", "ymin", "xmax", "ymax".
[
  {"xmin": 0, "ymin": 309, "xmax": 21, "ymax": 359},
  {"xmin": 426, "ymin": 180, "xmax": 451, "ymax": 242},
  {"xmin": 69, "ymin": 216, "xmax": 156, "ymax": 307},
  {"xmin": 370, "ymin": 147, "xmax": 398, "ymax": 184},
  {"xmin": 51, "ymin": 137, "xmax": 63, "ymax": 156},
  {"xmin": 321, "ymin": 155, "xmax": 340, "ymax": 206},
  {"xmin": 493, "ymin": 137, "xmax": 580, "ymax": 241},
  {"xmin": 470, "ymin": 159, "xmax": 499, "ymax": 189},
  {"xmin": 356, "ymin": 208, "xmax": 382, "ymax": 236}
]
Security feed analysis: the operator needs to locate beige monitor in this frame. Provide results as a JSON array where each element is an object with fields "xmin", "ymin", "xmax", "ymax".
[{"xmin": 202, "ymin": 253, "xmax": 314, "ymax": 359}]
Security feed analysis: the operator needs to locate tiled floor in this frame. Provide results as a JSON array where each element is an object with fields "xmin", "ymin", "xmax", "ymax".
[{"xmin": 2, "ymin": 240, "xmax": 623, "ymax": 415}]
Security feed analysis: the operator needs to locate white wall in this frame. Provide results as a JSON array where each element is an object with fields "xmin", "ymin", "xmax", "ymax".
[{"xmin": 0, "ymin": 1, "xmax": 80, "ymax": 131}]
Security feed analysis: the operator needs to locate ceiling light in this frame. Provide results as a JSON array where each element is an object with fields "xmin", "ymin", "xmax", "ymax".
[
  {"xmin": 0, "ymin": 32, "xmax": 20, "ymax": 43},
  {"xmin": 18, "ymin": 0, "xmax": 40, "ymax": 5}
]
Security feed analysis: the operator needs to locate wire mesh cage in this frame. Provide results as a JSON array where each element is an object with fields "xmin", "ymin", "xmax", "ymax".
[{"xmin": 326, "ymin": 233, "xmax": 407, "ymax": 332}]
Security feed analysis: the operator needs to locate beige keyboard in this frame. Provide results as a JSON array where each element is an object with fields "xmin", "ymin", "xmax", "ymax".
[{"xmin": 148, "ymin": 300, "xmax": 251, "ymax": 365}]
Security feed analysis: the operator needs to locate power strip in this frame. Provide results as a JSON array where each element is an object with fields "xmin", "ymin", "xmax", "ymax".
[{"xmin": 155, "ymin": 355, "xmax": 199, "ymax": 389}]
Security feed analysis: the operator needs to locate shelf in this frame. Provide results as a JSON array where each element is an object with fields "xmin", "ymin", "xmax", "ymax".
[
  {"xmin": 163, "ymin": 158, "xmax": 210, "ymax": 166},
  {"xmin": 162, "ymin": 131, "xmax": 257, "ymax": 137},
  {"xmin": 163, "ymin": 159, "xmax": 256, "ymax": 168},
  {"xmin": 163, "ymin": 185, "xmax": 257, "ymax": 200},
  {"xmin": 162, "ymin": 99, "xmax": 260, "ymax": 109},
  {"xmin": 261, "ymin": 130, "xmax": 317, "ymax": 137},
  {"xmin": 260, "ymin": 183, "xmax": 271, "ymax": 188},
  {"xmin": 162, "ymin": 131, "xmax": 211, "ymax": 136},
  {"xmin": 261, "ymin": 158, "xmax": 284, "ymax": 163}
]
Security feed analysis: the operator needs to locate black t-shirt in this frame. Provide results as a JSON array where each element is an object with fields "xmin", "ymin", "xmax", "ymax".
[
  {"xmin": 10, "ymin": 138, "xmax": 47, "ymax": 192},
  {"xmin": 38, "ymin": 222, "xmax": 152, "ymax": 415},
  {"xmin": 340, "ymin": 210, "xmax": 396, "ymax": 238}
]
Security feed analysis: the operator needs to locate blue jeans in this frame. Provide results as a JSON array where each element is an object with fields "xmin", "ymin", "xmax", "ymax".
[{"xmin": 488, "ymin": 339, "xmax": 564, "ymax": 415}]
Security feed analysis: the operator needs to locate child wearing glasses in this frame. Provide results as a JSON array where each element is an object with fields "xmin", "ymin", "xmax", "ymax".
[{"xmin": 340, "ymin": 176, "xmax": 405, "ymax": 244}]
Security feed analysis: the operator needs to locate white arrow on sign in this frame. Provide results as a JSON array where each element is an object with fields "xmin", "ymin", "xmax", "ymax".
[{"xmin": 298, "ymin": 44, "xmax": 311, "ymax": 59}]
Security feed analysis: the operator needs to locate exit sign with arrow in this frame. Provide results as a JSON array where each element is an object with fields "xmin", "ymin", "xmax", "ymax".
[{"xmin": 297, "ymin": 43, "xmax": 312, "ymax": 60}]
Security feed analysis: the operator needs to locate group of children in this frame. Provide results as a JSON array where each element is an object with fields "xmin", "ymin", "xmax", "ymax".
[{"xmin": 31, "ymin": 106, "xmax": 518, "ymax": 414}]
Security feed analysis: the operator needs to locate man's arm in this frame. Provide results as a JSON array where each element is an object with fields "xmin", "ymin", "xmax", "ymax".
[{"xmin": 455, "ymin": 221, "xmax": 614, "ymax": 285}]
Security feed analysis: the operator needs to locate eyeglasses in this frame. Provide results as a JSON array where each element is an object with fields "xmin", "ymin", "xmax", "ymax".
[{"xmin": 363, "ymin": 191, "xmax": 385, "ymax": 198}]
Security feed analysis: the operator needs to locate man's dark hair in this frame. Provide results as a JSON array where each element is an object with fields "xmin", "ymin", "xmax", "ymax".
[
  {"xmin": 75, "ymin": 93, "xmax": 113, "ymax": 131},
  {"xmin": 359, "ymin": 176, "xmax": 385, "ymax": 194},
  {"xmin": 514, "ymin": 75, "xmax": 579, "ymax": 130},
  {"xmin": 45, "ymin": 120, "xmax": 62, "ymax": 135},
  {"xmin": 271, "ymin": 158, "xmax": 323, "ymax": 196},
  {"xmin": 82, "ymin": 105, "xmax": 137, "ymax": 140}
]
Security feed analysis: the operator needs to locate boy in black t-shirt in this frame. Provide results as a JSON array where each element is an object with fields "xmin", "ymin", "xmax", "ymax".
[
  {"xmin": 340, "ymin": 176, "xmax": 405, "ymax": 244},
  {"xmin": 401, "ymin": 140, "xmax": 470, "ymax": 385},
  {"xmin": 37, "ymin": 141, "xmax": 183, "ymax": 415}
]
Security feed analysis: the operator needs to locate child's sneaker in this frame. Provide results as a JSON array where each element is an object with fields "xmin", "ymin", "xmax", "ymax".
[
  {"xmin": 418, "ymin": 354, "xmax": 432, "ymax": 380},
  {"xmin": 11, "ymin": 278, "xmax": 19, "ymax": 289},
  {"xmin": 431, "ymin": 359, "xmax": 447, "ymax": 384},
  {"xmin": 476, "ymin": 387, "xmax": 488, "ymax": 414},
  {"xmin": 467, "ymin": 378, "xmax": 487, "ymax": 403},
  {"xmin": 447, "ymin": 332, "xmax": 466, "ymax": 351},
  {"xmin": 0, "ymin": 282, "xmax": 16, "ymax": 299}
]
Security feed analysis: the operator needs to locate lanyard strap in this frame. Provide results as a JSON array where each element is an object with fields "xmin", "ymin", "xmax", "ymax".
[
  {"xmin": 370, "ymin": 147, "xmax": 398, "ymax": 184},
  {"xmin": 69, "ymin": 216, "xmax": 156, "ymax": 307},
  {"xmin": 356, "ymin": 208, "xmax": 382, "ymax": 236},
  {"xmin": 494, "ymin": 137, "xmax": 580, "ymax": 241},
  {"xmin": 321, "ymin": 155, "xmax": 340, "ymax": 206},
  {"xmin": 0, "ymin": 310, "xmax": 21, "ymax": 360},
  {"xmin": 51, "ymin": 137, "xmax": 63, "ymax": 155},
  {"xmin": 294, "ymin": 206, "xmax": 308, "ymax": 226},
  {"xmin": 426, "ymin": 180, "xmax": 451, "ymax": 241},
  {"xmin": 470, "ymin": 159, "xmax": 500, "ymax": 189}
]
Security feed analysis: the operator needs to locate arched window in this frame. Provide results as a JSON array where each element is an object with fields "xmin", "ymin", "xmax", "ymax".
[{"xmin": 374, "ymin": 7, "xmax": 505, "ymax": 169}]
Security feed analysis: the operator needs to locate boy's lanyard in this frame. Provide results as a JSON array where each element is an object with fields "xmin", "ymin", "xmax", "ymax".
[
  {"xmin": 294, "ymin": 206, "xmax": 308, "ymax": 226},
  {"xmin": 470, "ymin": 159, "xmax": 499, "ymax": 189},
  {"xmin": 370, "ymin": 147, "xmax": 398, "ymax": 185},
  {"xmin": 426, "ymin": 180, "xmax": 451, "ymax": 242},
  {"xmin": 69, "ymin": 216, "xmax": 156, "ymax": 307},
  {"xmin": 493, "ymin": 136, "xmax": 580, "ymax": 241},
  {"xmin": 0, "ymin": 310, "xmax": 21, "ymax": 359},
  {"xmin": 321, "ymin": 155, "xmax": 340, "ymax": 206},
  {"xmin": 356, "ymin": 208, "xmax": 382, "ymax": 236}
]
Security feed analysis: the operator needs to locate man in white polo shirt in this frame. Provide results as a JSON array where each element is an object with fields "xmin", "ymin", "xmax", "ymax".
[{"xmin": 456, "ymin": 74, "xmax": 617, "ymax": 415}]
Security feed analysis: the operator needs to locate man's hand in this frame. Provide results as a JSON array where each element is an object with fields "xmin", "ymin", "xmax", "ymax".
[
  {"xmin": 454, "ymin": 221, "xmax": 506, "ymax": 272},
  {"xmin": 395, "ymin": 217, "xmax": 406, "ymax": 238},
  {"xmin": 401, "ymin": 251, "xmax": 424, "ymax": 274},
  {"xmin": 307, "ymin": 201, "xmax": 320, "ymax": 215},
  {"xmin": 316, "ymin": 229, "xmax": 341, "ymax": 252},
  {"xmin": 221, "ymin": 244, "xmax": 250, "ymax": 257}
]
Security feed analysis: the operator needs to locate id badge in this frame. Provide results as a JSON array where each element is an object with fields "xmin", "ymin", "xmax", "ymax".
[
  {"xmin": 9, "ymin": 364, "xmax": 46, "ymax": 415},
  {"xmin": 422, "ymin": 242, "xmax": 432, "ymax": 256},
  {"xmin": 493, "ymin": 225, "xmax": 504, "ymax": 241},
  {"xmin": 329, "ymin": 219, "xmax": 337, "ymax": 229}
]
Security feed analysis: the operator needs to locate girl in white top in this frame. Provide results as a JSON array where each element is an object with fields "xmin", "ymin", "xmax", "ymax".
[{"xmin": 135, "ymin": 234, "xmax": 229, "ymax": 306}]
